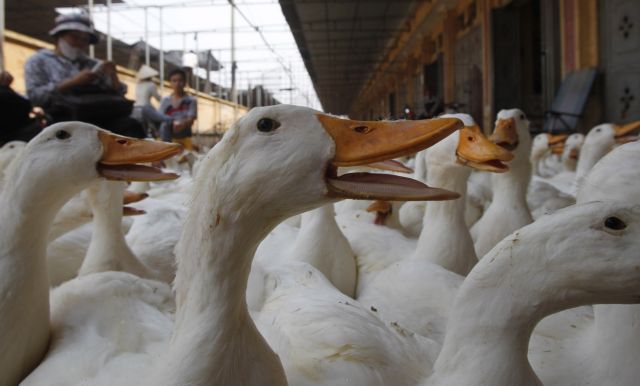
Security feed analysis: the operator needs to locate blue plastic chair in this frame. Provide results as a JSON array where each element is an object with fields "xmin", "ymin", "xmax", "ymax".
[{"xmin": 543, "ymin": 67, "xmax": 597, "ymax": 133}]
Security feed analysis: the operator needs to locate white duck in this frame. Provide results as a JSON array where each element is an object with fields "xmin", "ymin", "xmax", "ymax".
[
  {"xmin": 530, "ymin": 140, "xmax": 640, "ymax": 386},
  {"xmin": 0, "ymin": 122, "xmax": 180, "ymax": 386},
  {"xmin": 47, "ymin": 189, "xmax": 148, "ymax": 287},
  {"xmin": 528, "ymin": 121, "xmax": 639, "ymax": 217},
  {"xmin": 560, "ymin": 132, "xmax": 584, "ymax": 172},
  {"xmin": 471, "ymin": 108, "xmax": 533, "ymax": 258},
  {"xmin": 425, "ymin": 201, "xmax": 640, "ymax": 386},
  {"xmin": 530, "ymin": 133, "xmax": 566, "ymax": 177},
  {"xmin": 22, "ymin": 105, "xmax": 462, "ymax": 386},
  {"xmin": 356, "ymin": 115, "xmax": 513, "ymax": 340},
  {"xmin": 573, "ymin": 121, "xmax": 639, "ymax": 193},
  {"xmin": 0, "ymin": 140, "xmax": 26, "ymax": 188},
  {"xmin": 257, "ymin": 201, "xmax": 640, "ymax": 386}
]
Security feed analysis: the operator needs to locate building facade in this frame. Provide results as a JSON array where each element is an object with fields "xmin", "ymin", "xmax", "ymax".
[{"xmin": 348, "ymin": 0, "xmax": 638, "ymax": 133}]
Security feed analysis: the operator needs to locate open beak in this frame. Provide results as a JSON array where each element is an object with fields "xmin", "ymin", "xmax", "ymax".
[
  {"xmin": 123, "ymin": 206, "xmax": 146, "ymax": 216},
  {"xmin": 614, "ymin": 121, "xmax": 640, "ymax": 143},
  {"xmin": 123, "ymin": 190, "xmax": 149, "ymax": 204},
  {"xmin": 317, "ymin": 114, "xmax": 462, "ymax": 201},
  {"xmin": 490, "ymin": 117, "xmax": 519, "ymax": 151},
  {"xmin": 456, "ymin": 126, "xmax": 513, "ymax": 173},
  {"xmin": 568, "ymin": 148, "xmax": 579, "ymax": 160},
  {"xmin": 97, "ymin": 130, "xmax": 182, "ymax": 181},
  {"xmin": 550, "ymin": 143, "xmax": 564, "ymax": 155}
]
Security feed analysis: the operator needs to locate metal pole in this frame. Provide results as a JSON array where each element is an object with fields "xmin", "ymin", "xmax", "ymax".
[
  {"xmin": 194, "ymin": 33, "xmax": 199, "ymax": 93},
  {"xmin": 258, "ymin": 73, "xmax": 264, "ymax": 106},
  {"xmin": 106, "ymin": 0, "xmax": 112, "ymax": 60},
  {"xmin": 217, "ymin": 50, "xmax": 222, "ymax": 99},
  {"xmin": 88, "ymin": 0, "xmax": 94, "ymax": 58},
  {"xmin": 159, "ymin": 7, "xmax": 164, "ymax": 95},
  {"xmin": 248, "ymin": 81, "xmax": 252, "ymax": 108},
  {"xmin": 144, "ymin": 7, "xmax": 150, "ymax": 65},
  {"xmin": 230, "ymin": 0, "xmax": 236, "ymax": 105},
  {"xmin": 0, "ymin": 0, "xmax": 4, "ymax": 71},
  {"xmin": 289, "ymin": 62, "xmax": 293, "ymax": 105}
]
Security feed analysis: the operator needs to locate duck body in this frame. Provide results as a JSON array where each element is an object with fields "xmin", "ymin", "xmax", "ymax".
[{"xmin": 254, "ymin": 262, "xmax": 438, "ymax": 386}]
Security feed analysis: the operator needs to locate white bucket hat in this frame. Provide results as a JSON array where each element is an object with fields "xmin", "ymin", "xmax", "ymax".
[
  {"xmin": 136, "ymin": 64, "xmax": 159, "ymax": 80},
  {"xmin": 49, "ymin": 13, "xmax": 99, "ymax": 45}
]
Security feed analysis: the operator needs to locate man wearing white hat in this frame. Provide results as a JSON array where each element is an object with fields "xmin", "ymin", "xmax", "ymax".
[{"xmin": 24, "ymin": 12, "xmax": 145, "ymax": 138}]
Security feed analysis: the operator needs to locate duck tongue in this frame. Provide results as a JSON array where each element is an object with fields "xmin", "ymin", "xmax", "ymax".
[{"xmin": 327, "ymin": 172, "xmax": 460, "ymax": 201}]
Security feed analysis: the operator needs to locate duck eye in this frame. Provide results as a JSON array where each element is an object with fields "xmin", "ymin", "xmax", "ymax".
[
  {"xmin": 257, "ymin": 118, "xmax": 280, "ymax": 133},
  {"xmin": 55, "ymin": 130, "xmax": 71, "ymax": 140},
  {"xmin": 595, "ymin": 128, "xmax": 602, "ymax": 133},
  {"xmin": 520, "ymin": 114, "xmax": 524, "ymax": 120},
  {"xmin": 604, "ymin": 216, "xmax": 626, "ymax": 231}
]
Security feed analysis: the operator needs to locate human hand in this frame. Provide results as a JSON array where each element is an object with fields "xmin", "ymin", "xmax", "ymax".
[
  {"xmin": 173, "ymin": 120, "xmax": 186, "ymax": 132},
  {"xmin": 0, "ymin": 71, "xmax": 14, "ymax": 87},
  {"xmin": 72, "ymin": 69, "xmax": 98, "ymax": 86},
  {"xmin": 100, "ymin": 61, "xmax": 117, "ymax": 75}
]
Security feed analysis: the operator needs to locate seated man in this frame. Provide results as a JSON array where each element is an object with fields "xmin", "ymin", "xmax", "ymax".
[
  {"xmin": 158, "ymin": 68, "xmax": 197, "ymax": 150},
  {"xmin": 0, "ymin": 71, "xmax": 44, "ymax": 145},
  {"xmin": 24, "ymin": 12, "xmax": 144, "ymax": 138}
]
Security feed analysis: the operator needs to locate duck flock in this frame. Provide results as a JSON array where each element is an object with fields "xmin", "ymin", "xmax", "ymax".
[{"xmin": 0, "ymin": 105, "xmax": 639, "ymax": 386}]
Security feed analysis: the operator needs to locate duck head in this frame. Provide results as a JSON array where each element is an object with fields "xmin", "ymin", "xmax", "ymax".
[
  {"xmin": 561, "ymin": 133, "xmax": 584, "ymax": 169},
  {"xmin": 196, "ymin": 105, "xmax": 463, "ymax": 220},
  {"xmin": 424, "ymin": 113, "xmax": 513, "ymax": 173},
  {"xmin": 478, "ymin": 201, "xmax": 640, "ymax": 310},
  {"xmin": 489, "ymin": 109, "xmax": 532, "ymax": 162},
  {"xmin": 4, "ymin": 122, "xmax": 181, "ymax": 201}
]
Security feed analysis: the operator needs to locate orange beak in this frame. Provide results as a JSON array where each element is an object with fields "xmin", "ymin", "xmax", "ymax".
[
  {"xmin": 547, "ymin": 134, "xmax": 568, "ymax": 146},
  {"xmin": 317, "ymin": 115, "xmax": 463, "ymax": 201},
  {"xmin": 456, "ymin": 125, "xmax": 514, "ymax": 173},
  {"xmin": 614, "ymin": 121, "xmax": 640, "ymax": 143},
  {"xmin": 317, "ymin": 114, "xmax": 463, "ymax": 166},
  {"xmin": 97, "ymin": 130, "xmax": 182, "ymax": 181}
]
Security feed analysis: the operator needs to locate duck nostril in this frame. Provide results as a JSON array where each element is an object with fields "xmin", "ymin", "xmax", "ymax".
[
  {"xmin": 116, "ymin": 139, "xmax": 128, "ymax": 145},
  {"xmin": 468, "ymin": 136, "xmax": 474, "ymax": 141},
  {"xmin": 353, "ymin": 126, "xmax": 370, "ymax": 134}
]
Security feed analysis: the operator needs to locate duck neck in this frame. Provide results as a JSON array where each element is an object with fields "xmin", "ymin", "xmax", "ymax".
[
  {"xmin": 79, "ymin": 189, "xmax": 150, "ymax": 278},
  {"xmin": 154, "ymin": 178, "xmax": 287, "ymax": 385},
  {"xmin": 492, "ymin": 157, "xmax": 531, "ymax": 205},
  {"xmin": 291, "ymin": 205, "xmax": 333, "ymax": 267},
  {"xmin": 529, "ymin": 148, "xmax": 545, "ymax": 176},
  {"xmin": 412, "ymin": 163, "xmax": 476, "ymax": 275},
  {"xmin": 592, "ymin": 304, "xmax": 640, "ymax": 377},
  {"xmin": 575, "ymin": 141, "xmax": 612, "ymax": 183},
  {"xmin": 0, "ymin": 175, "xmax": 82, "ymax": 384},
  {"xmin": 432, "ymin": 268, "xmax": 544, "ymax": 386}
]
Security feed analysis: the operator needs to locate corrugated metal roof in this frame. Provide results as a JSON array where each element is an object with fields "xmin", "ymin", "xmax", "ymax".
[{"xmin": 280, "ymin": 0, "xmax": 417, "ymax": 114}]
